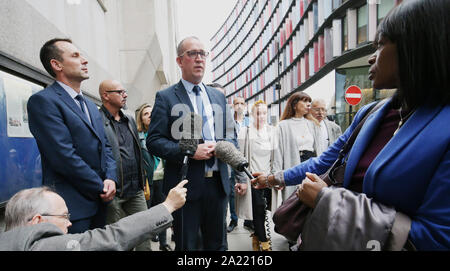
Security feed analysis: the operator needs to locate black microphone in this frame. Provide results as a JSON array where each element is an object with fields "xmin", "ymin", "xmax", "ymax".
[
  {"xmin": 215, "ymin": 140, "xmax": 253, "ymax": 180},
  {"xmin": 179, "ymin": 112, "xmax": 202, "ymax": 181}
]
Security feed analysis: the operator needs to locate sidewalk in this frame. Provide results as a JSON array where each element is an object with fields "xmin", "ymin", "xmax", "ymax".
[
  {"xmin": 225, "ymin": 211, "xmax": 290, "ymax": 251},
  {"xmin": 150, "ymin": 210, "xmax": 290, "ymax": 251}
]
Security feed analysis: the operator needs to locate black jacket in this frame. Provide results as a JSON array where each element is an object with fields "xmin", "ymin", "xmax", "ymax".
[{"xmin": 99, "ymin": 106, "xmax": 145, "ymax": 197}]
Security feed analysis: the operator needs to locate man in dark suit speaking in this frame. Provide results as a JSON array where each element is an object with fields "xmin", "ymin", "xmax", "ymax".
[
  {"xmin": 27, "ymin": 38, "xmax": 117, "ymax": 233},
  {"xmin": 147, "ymin": 37, "xmax": 235, "ymax": 251}
]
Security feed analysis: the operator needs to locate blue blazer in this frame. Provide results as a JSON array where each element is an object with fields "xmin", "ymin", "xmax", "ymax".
[
  {"xmin": 146, "ymin": 81, "xmax": 234, "ymax": 201},
  {"xmin": 284, "ymin": 99, "xmax": 450, "ymax": 250},
  {"xmin": 27, "ymin": 82, "xmax": 117, "ymax": 221}
]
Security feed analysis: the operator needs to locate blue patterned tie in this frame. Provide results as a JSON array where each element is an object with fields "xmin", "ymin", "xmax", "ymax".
[
  {"xmin": 75, "ymin": 94, "xmax": 90, "ymax": 123},
  {"xmin": 193, "ymin": 85, "xmax": 214, "ymax": 168}
]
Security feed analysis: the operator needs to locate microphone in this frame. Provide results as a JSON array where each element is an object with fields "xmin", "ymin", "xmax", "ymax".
[
  {"xmin": 179, "ymin": 112, "xmax": 202, "ymax": 180},
  {"xmin": 215, "ymin": 140, "xmax": 253, "ymax": 180}
]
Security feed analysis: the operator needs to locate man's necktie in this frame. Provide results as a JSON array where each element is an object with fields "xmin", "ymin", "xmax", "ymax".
[
  {"xmin": 193, "ymin": 85, "xmax": 214, "ymax": 168},
  {"xmin": 75, "ymin": 94, "xmax": 90, "ymax": 123}
]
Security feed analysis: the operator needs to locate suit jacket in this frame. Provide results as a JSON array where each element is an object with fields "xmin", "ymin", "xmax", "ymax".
[
  {"xmin": 27, "ymin": 82, "xmax": 117, "ymax": 221},
  {"xmin": 146, "ymin": 81, "xmax": 235, "ymax": 201},
  {"xmin": 284, "ymin": 99, "xmax": 450, "ymax": 250},
  {"xmin": 0, "ymin": 204, "xmax": 172, "ymax": 251}
]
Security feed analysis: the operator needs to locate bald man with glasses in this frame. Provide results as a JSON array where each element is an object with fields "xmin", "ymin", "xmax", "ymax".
[{"xmin": 98, "ymin": 80, "xmax": 152, "ymax": 250}]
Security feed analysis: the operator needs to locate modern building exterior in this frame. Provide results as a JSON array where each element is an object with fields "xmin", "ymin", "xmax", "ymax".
[
  {"xmin": 0, "ymin": 0, "xmax": 181, "ymax": 205},
  {"xmin": 210, "ymin": 0, "xmax": 402, "ymax": 129}
]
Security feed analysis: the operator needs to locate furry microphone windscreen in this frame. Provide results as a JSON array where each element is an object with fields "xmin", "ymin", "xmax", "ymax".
[
  {"xmin": 215, "ymin": 141, "xmax": 248, "ymax": 171},
  {"xmin": 179, "ymin": 112, "xmax": 202, "ymax": 156}
]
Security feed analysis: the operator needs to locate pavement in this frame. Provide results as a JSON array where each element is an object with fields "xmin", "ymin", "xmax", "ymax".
[{"xmin": 150, "ymin": 210, "xmax": 290, "ymax": 251}]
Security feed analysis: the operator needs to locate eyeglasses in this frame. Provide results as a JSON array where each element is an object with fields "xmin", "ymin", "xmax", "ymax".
[
  {"xmin": 42, "ymin": 213, "xmax": 71, "ymax": 221},
  {"xmin": 311, "ymin": 108, "xmax": 327, "ymax": 113},
  {"xmin": 106, "ymin": 90, "xmax": 127, "ymax": 95},
  {"xmin": 179, "ymin": 50, "xmax": 209, "ymax": 59}
]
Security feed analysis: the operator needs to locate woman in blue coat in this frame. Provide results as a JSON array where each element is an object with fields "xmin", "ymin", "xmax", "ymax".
[{"xmin": 252, "ymin": 0, "xmax": 450, "ymax": 250}]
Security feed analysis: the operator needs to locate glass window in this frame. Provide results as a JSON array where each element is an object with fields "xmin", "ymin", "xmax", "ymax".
[
  {"xmin": 0, "ymin": 69, "xmax": 44, "ymax": 204},
  {"xmin": 332, "ymin": 0, "xmax": 342, "ymax": 10},
  {"xmin": 342, "ymin": 16, "xmax": 348, "ymax": 51},
  {"xmin": 357, "ymin": 5, "xmax": 368, "ymax": 44},
  {"xmin": 377, "ymin": 0, "xmax": 396, "ymax": 25},
  {"xmin": 334, "ymin": 66, "xmax": 395, "ymax": 130}
]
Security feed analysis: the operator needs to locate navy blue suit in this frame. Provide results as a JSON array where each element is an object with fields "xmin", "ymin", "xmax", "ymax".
[
  {"xmin": 147, "ymin": 81, "xmax": 235, "ymax": 250},
  {"xmin": 27, "ymin": 82, "xmax": 117, "ymax": 232}
]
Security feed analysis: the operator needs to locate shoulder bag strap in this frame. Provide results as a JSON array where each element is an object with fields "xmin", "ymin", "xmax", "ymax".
[{"xmin": 338, "ymin": 99, "xmax": 388, "ymax": 159}]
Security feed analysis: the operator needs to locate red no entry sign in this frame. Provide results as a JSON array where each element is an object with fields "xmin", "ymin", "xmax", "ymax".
[{"xmin": 345, "ymin": 85, "xmax": 362, "ymax": 106}]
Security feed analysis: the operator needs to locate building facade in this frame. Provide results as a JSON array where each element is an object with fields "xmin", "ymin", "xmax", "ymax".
[
  {"xmin": 210, "ymin": 0, "xmax": 402, "ymax": 129},
  {"xmin": 0, "ymin": 0, "xmax": 181, "ymax": 205}
]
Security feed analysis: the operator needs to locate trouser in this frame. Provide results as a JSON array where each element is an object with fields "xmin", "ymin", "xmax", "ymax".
[
  {"xmin": 69, "ymin": 203, "xmax": 107, "ymax": 234},
  {"xmin": 148, "ymin": 180, "xmax": 168, "ymax": 247},
  {"xmin": 251, "ymin": 187, "xmax": 271, "ymax": 242},
  {"xmin": 106, "ymin": 190, "xmax": 151, "ymax": 251},
  {"xmin": 173, "ymin": 174, "xmax": 227, "ymax": 251},
  {"xmin": 228, "ymin": 170, "xmax": 238, "ymax": 222}
]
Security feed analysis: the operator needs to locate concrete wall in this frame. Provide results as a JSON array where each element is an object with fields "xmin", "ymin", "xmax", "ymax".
[{"xmin": 0, "ymin": 0, "xmax": 180, "ymax": 113}]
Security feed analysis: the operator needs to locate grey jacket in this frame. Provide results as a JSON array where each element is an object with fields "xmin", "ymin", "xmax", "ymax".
[
  {"xmin": 300, "ymin": 186, "xmax": 412, "ymax": 251},
  {"xmin": 0, "ymin": 204, "xmax": 172, "ymax": 251},
  {"xmin": 323, "ymin": 119, "xmax": 342, "ymax": 148}
]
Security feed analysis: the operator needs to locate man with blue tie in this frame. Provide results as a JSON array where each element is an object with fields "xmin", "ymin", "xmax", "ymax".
[
  {"xmin": 27, "ymin": 38, "xmax": 117, "ymax": 233},
  {"xmin": 147, "ymin": 36, "xmax": 235, "ymax": 250}
]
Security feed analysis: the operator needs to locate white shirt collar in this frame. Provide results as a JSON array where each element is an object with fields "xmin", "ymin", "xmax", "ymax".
[
  {"xmin": 181, "ymin": 78, "xmax": 206, "ymax": 95},
  {"xmin": 57, "ymin": 81, "xmax": 84, "ymax": 99}
]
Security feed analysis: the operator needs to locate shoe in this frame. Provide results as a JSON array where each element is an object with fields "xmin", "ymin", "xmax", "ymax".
[
  {"xmin": 260, "ymin": 241, "xmax": 272, "ymax": 251},
  {"xmin": 243, "ymin": 220, "xmax": 254, "ymax": 232},
  {"xmin": 159, "ymin": 244, "xmax": 173, "ymax": 251},
  {"xmin": 251, "ymin": 234, "xmax": 260, "ymax": 251},
  {"xmin": 151, "ymin": 235, "xmax": 159, "ymax": 242},
  {"xmin": 227, "ymin": 220, "xmax": 238, "ymax": 233}
]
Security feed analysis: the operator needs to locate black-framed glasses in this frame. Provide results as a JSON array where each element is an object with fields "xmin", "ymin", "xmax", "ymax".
[
  {"xmin": 179, "ymin": 50, "xmax": 209, "ymax": 59},
  {"xmin": 106, "ymin": 90, "xmax": 127, "ymax": 95},
  {"xmin": 42, "ymin": 213, "xmax": 71, "ymax": 221}
]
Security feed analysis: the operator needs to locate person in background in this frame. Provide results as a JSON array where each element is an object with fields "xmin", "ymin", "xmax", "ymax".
[
  {"xmin": 136, "ymin": 103, "xmax": 172, "ymax": 251},
  {"xmin": 0, "ymin": 183, "xmax": 186, "ymax": 251},
  {"xmin": 207, "ymin": 82, "xmax": 231, "ymax": 250},
  {"xmin": 235, "ymin": 101, "xmax": 277, "ymax": 251},
  {"xmin": 27, "ymin": 38, "xmax": 116, "ymax": 233},
  {"xmin": 252, "ymin": 0, "xmax": 450, "ymax": 250},
  {"xmin": 310, "ymin": 99, "xmax": 342, "ymax": 154},
  {"xmin": 272, "ymin": 92, "xmax": 321, "ymax": 205},
  {"xmin": 231, "ymin": 96, "xmax": 253, "ymax": 232},
  {"xmin": 271, "ymin": 92, "xmax": 321, "ymax": 249},
  {"xmin": 98, "ymin": 80, "xmax": 151, "ymax": 251}
]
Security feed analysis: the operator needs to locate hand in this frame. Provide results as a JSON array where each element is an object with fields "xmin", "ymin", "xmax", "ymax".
[
  {"xmin": 100, "ymin": 179, "xmax": 116, "ymax": 202},
  {"xmin": 163, "ymin": 180, "xmax": 188, "ymax": 213},
  {"xmin": 235, "ymin": 183, "xmax": 248, "ymax": 196},
  {"xmin": 193, "ymin": 142, "xmax": 216, "ymax": 160},
  {"xmin": 297, "ymin": 173, "xmax": 328, "ymax": 208},
  {"xmin": 250, "ymin": 172, "xmax": 267, "ymax": 189}
]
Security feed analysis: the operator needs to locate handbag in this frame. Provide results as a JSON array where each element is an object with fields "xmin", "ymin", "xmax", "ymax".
[{"xmin": 272, "ymin": 100, "xmax": 387, "ymax": 242}]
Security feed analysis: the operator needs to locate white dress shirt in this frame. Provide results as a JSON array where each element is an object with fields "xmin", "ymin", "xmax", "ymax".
[{"xmin": 57, "ymin": 81, "xmax": 92, "ymax": 124}]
